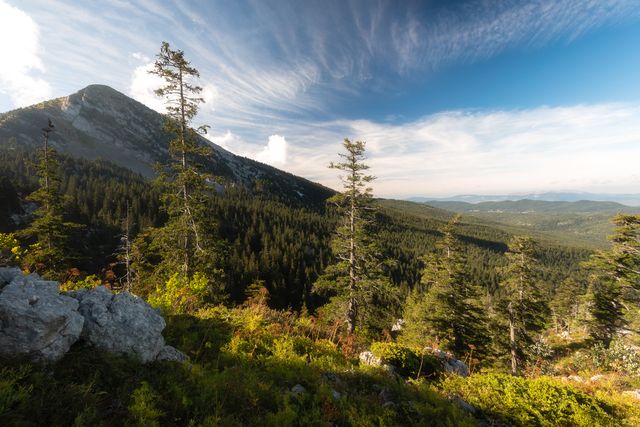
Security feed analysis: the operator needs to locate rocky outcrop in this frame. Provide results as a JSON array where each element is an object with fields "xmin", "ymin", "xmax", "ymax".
[
  {"xmin": 69, "ymin": 286, "xmax": 185, "ymax": 363},
  {"xmin": 0, "ymin": 271, "xmax": 84, "ymax": 361},
  {"xmin": 0, "ymin": 268, "xmax": 186, "ymax": 363}
]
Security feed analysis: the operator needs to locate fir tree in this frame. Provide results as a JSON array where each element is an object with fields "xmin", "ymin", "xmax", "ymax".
[
  {"xmin": 20, "ymin": 119, "xmax": 81, "ymax": 277},
  {"xmin": 583, "ymin": 214, "xmax": 640, "ymax": 346},
  {"xmin": 401, "ymin": 215, "xmax": 489, "ymax": 358},
  {"xmin": 550, "ymin": 278, "xmax": 586, "ymax": 334},
  {"xmin": 148, "ymin": 41, "xmax": 224, "ymax": 288},
  {"xmin": 497, "ymin": 236, "xmax": 549, "ymax": 375},
  {"xmin": 314, "ymin": 138, "xmax": 398, "ymax": 336}
]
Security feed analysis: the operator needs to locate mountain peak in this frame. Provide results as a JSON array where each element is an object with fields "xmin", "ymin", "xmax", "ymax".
[{"xmin": 0, "ymin": 85, "xmax": 333, "ymax": 207}]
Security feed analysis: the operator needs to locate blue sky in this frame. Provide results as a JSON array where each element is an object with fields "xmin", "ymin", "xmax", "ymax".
[{"xmin": 1, "ymin": 0, "xmax": 640, "ymax": 197}]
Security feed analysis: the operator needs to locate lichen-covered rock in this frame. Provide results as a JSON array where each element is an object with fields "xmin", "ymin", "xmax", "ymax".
[
  {"xmin": 0, "ymin": 273, "xmax": 84, "ymax": 361},
  {"xmin": 68, "ymin": 286, "xmax": 186, "ymax": 363}
]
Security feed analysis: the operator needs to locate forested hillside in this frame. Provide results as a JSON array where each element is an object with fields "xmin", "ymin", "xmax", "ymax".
[{"xmin": 0, "ymin": 146, "xmax": 591, "ymax": 309}]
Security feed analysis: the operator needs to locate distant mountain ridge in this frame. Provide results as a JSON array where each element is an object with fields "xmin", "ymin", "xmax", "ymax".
[
  {"xmin": 0, "ymin": 84, "xmax": 333, "ymax": 207},
  {"xmin": 408, "ymin": 192, "xmax": 640, "ymax": 206}
]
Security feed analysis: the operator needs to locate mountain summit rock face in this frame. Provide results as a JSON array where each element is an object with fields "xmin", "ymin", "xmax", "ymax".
[{"xmin": 0, "ymin": 84, "xmax": 332, "ymax": 207}]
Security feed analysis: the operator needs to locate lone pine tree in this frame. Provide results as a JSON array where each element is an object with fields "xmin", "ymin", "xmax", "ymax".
[
  {"xmin": 314, "ymin": 138, "xmax": 398, "ymax": 336},
  {"xmin": 149, "ymin": 41, "xmax": 220, "ymax": 281}
]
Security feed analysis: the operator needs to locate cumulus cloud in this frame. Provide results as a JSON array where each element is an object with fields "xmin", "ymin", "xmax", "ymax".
[
  {"xmin": 255, "ymin": 134, "xmax": 288, "ymax": 166},
  {"xmin": 128, "ymin": 61, "xmax": 166, "ymax": 113},
  {"xmin": 205, "ymin": 130, "xmax": 242, "ymax": 152},
  {"xmin": 0, "ymin": 0, "xmax": 52, "ymax": 108}
]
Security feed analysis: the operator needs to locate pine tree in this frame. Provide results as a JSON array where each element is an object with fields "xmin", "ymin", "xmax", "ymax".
[
  {"xmin": 550, "ymin": 278, "xmax": 586, "ymax": 334},
  {"xmin": 583, "ymin": 214, "xmax": 640, "ymax": 346},
  {"xmin": 313, "ymin": 138, "xmax": 398, "ymax": 336},
  {"xmin": 149, "ymin": 41, "xmax": 222, "ymax": 284},
  {"xmin": 146, "ymin": 42, "xmax": 224, "ymax": 301},
  {"xmin": 20, "ymin": 119, "xmax": 81, "ymax": 278},
  {"xmin": 497, "ymin": 236, "xmax": 549, "ymax": 375},
  {"xmin": 401, "ymin": 215, "xmax": 489, "ymax": 358}
]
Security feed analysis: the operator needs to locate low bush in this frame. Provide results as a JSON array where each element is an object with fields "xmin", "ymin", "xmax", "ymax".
[{"xmin": 441, "ymin": 373, "xmax": 622, "ymax": 426}]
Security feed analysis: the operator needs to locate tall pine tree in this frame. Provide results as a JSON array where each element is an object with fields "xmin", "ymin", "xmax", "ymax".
[
  {"xmin": 146, "ymin": 41, "xmax": 225, "ymax": 303},
  {"xmin": 314, "ymin": 138, "xmax": 398, "ymax": 336},
  {"xmin": 583, "ymin": 214, "xmax": 640, "ymax": 346},
  {"xmin": 496, "ymin": 236, "xmax": 549, "ymax": 375}
]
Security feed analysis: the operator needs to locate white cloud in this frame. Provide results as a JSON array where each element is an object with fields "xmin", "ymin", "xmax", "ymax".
[
  {"xmin": 272, "ymin": 103, "xmax": 640, "ymax": 198},
  {"xmin": 205, "ymin": 130, "xmax": 242, "ymax": 151},
  {"xmin": 255, "ymin": 134, "xmax": 288, "ymax": 166},
  {"xmin": 0, "ymin": 0, "xmax": 52, "ymax": 107},
  {"xmin": 128, "ymin": 61, "xmax": 166, "ymax": 113}
]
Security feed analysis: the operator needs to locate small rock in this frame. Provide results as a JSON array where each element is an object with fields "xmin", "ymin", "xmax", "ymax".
[
  {"xmin": 382, "ymin": 401, "xmax": 397, "ymax": 409},
  {"xmin": 452, "ymin": 396, "xmax": 476, "ymax": 414},
  {"xmin": 568, "ymin": 375, "xmax": 584, "ymax": 383},
  {"xmin": 590, "ymin": 374, "xmax": 605, "ymax": 382},
  {"xmin": 424, "ymin": 346, "xmax": 469, "ymax": 377},
  {"xmin": 291, "ymin": 384, "xmax": 306, "ymax": 396},
  {"xmin": 322, "ymin": 372, "xmax": 339, "ymax": 383},
  {"xmin": 156, "ymin": 345, "xmax": 189, "ymax": 363},
  {"xmin": 391, "ymin": 319, "xmax": 405, "ymax": 332},
  {"xmin": 359, "ymin": 350, "xmax": 382, "ymax": 367},
  {"xmin": 622, "ymin": 390, "xmax": 640, "ymax": 400},
  {"xmin": 331, "ymin": 389, "xmax": 341, "ymax": 400}
]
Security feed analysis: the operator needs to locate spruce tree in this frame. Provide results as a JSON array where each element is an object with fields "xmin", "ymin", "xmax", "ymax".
[
  {"xmin": 145, "ymin": 41, "xmax": 225, "ymax": 306},
  {"xmin": 497, "ymin": 236, "xmax": 549, "ymax": 375},
  {"xmin": 149, "ymin": 42, "xmax": 221, "ymax": 280},
  {"xmin": 20, "ymin": 119, "xmax": 81, "ymax": 278},
  {"xmin": 550, "ymin": 277, "xmax": 586, "ymax": 334},
  {"xmin": 583, "ymin": 214, "xmax": 640, "ymax": 346},
  {"xmin": 401, "ymin": 215, "xmax": 489, "ymax": 358},
  {"xmin": 314, "ymin": 138, "xmax": 398, "ymax": 336}
]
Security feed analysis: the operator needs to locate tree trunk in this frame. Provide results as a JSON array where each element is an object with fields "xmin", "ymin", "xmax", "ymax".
[{"xmin": 508, "ymin": 302, "xmax": 518, "ymax": 375}]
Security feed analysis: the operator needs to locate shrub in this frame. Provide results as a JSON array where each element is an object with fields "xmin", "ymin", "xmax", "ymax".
[
  {"xmin": 60, "ymin": 274, "xmax": 102, "ymax": 292},
  {"xmin": 370, "ymin": 342, "xmax": 441, "ymax": 379},
  {"xmin": 149, "ymin": 272, "xmax": 210, "ymax": 314},
  {"xmin": 0, "ymin": 233, "xmax": 24, "ymax": 266},
  {"xmin": 442, "ymin": 373, "xmax": 618, "ymax": 426}
]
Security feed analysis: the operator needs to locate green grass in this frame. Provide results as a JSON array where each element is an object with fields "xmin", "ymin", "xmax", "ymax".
[{"xmin": 2, "ymin": 303, "xmax": 639, "ymax": 426}]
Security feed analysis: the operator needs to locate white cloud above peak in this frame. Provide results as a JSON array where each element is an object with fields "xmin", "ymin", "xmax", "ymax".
[
  {"xmin": 0, "ymin": 0, "xmax": 52, "ymax": 108},
  {"xmin": 255, "ymin": 134, "xmax": 288, "ymax": 166}
]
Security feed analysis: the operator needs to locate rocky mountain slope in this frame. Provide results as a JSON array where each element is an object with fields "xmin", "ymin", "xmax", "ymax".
[{"xmin": 0, "ymin": 85, "xmax": 332, "ymax": 207}]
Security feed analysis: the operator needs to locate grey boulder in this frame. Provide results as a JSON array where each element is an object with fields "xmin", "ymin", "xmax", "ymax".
[
  {"xmin": 68, "ymin": 286, "xmax": 187, "ymax": 363},
  {"xmin": 0, "ymin": 273, "xmax": 84, "ymax": 361}
]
